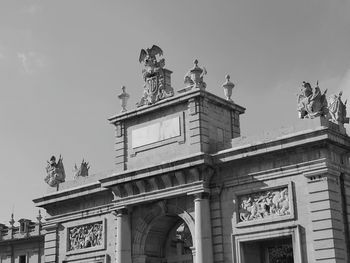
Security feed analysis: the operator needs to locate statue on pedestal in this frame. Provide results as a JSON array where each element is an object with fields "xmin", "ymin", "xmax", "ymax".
[
  {"xmin": 297, "ymin": 81, "xmax": 328, "ymax": 119},
  {"xmin": 328, "ymin": 91, "xmax": 349, "ymax": 124},
  {"xmin": 137, "ymin": 45, "xmax": 174, "ymax": 107},
  {"xmin": 45, "ymin": 155, "xmax": 66, "ymax": 187}
]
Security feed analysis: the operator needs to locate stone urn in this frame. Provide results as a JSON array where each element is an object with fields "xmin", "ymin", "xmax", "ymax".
[
  {"xmin": 222, "ymin": 75, "xmax": 235, "ymax": 102},
  {"xmin": 117, "ymin": 86, "xmax": 130, "ymax": 112}
]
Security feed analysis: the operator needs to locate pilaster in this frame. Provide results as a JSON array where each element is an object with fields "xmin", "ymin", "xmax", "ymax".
[
  {"xmin": 42, "ymin": 223, "xmax": 59, "ymax": 263},
  {"xmin": 306, "ymin": 172, "xmax": 348, "ymax": 262},
  {"xmin": 113, "ymin": 208, "xmax": 132, "ymax": 263}
]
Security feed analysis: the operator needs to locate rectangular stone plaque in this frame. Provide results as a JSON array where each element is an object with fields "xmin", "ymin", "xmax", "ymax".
[{"xmin": 132, "ymin": 116, "xmax": 181, "ymax": 148}]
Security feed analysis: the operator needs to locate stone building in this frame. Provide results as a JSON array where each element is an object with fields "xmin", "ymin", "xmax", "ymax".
[
  {"xmin": 32, "ymin": 46, "xmax": 350, "ymax": 263},
  {"xmin": 0, "ymin": 215, "xmax": 44, "ymax": 263}
]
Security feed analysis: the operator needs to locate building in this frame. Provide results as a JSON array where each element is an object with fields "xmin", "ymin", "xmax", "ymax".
[
  {"xmin": 0, "ymin": 214, "xmax": 44, "ymax": 263},
  {"xmin": 16, "ymin": 46, "xmax": 350, "ymax": 263}
]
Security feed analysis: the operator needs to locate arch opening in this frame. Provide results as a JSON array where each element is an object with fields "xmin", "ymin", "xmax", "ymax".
[{"xmin": 144, "ymin": 215, "xmax": 194, "ymax": 263}]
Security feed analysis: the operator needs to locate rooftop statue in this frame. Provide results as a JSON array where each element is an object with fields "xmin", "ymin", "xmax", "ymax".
[
  {"xmin": 137, "ymin": 45, "xmax": 174, "ymax": 107},
  {"xmin": 297, "ymin": 81, "xmax": 328, "ymax": 119},
  {"xmin": 73, "ymin": 159, "xmax": 90, "ymax": 179},
  {"xmin": 45, "ymin": 155, "xmax": 66, "ymax": 187},
  {"xmin": 328, "ymin": 91, "xmax": 349, "ymax": 125}
]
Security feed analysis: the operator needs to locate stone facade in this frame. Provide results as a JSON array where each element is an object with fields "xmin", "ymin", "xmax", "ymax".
[{"xmin": 30, "ymin": 55, "xmax": 350, "ymax": 263}]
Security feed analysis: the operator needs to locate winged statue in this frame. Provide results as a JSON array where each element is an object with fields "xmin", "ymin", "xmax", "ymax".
[{"xmin": 44, "ymin": 155, "xmax": 66, "ymax": 187}]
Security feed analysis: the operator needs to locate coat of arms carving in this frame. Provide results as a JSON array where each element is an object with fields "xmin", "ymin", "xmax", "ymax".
[
  {"xmin": 44, "ymin": 155, "xmax": 66, "ymax": 187},
  {"xmin": 137, "ymin": 45, "xmax": 174, "ymax": 107}
]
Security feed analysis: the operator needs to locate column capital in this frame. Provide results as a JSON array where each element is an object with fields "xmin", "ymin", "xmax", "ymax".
[
  {"xmin": 193, "ymin": 192, "xmax": 210, "ymax": 201},
  {"xmin": 111, "ymin": 207, "xmax": 129, "ymax": 217}
]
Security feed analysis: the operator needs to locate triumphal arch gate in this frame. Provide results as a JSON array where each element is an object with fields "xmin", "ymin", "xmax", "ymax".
[{"xmin": 34, "ymin": 46, "xmax": 350, "ymax": 263}]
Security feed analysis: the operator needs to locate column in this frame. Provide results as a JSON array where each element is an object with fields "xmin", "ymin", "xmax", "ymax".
[
  {"xmin": 194, "ymin": 193, "xmax": 214, "ymax": 263},
  {"xmin": 115, "ymin": 209, "xmax": 132, "ymax": 263}
]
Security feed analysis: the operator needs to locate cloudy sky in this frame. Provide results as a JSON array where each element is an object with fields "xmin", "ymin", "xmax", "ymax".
[{"xmin": 0, "ymin": 0, "xmax": 349, "ymax": 224}]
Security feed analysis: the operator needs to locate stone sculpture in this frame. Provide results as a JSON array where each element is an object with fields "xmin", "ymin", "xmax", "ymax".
[
  {"xmin": 184, "ymin": 59, "xmax": 207, "ymax": 90},
  {"xmin": 68, "ymin": 222, "xmax": 103, "ymax": 251},
  {"xmin": 73, "ymin": 159, "xmax": 90, "ymax": 179},
  {"xmin": 328, "ymin": 91, "xmax": 349, "ymax": 125},
  {"xmin": 297, "ymin": 81, "xmax": 328, "ymax": 119},
  {"xmin": 137, "ymin": 45, "xmax": 174, "ymax": 107},
  {"xmin": 238, "ymin": 188, "xmax": 290, "ymax": 222},
  {"xmin": 44, "ymin": 155, "xmax": 66, "ymax": 187}
]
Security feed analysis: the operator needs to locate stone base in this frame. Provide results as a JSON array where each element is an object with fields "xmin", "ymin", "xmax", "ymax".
[{"xmin": 296, "ymin": 116, "xmax": 347, "ymax": 136}]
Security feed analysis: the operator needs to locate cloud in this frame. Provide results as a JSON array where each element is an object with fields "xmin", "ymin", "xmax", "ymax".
[{"xmin": 17, "ymin": 51, "xmax": 46, "ymax": 74}]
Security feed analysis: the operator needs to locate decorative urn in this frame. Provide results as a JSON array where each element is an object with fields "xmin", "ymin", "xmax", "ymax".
[
  {"xmin": 117, "ymin": 86, "xmax": 130, "ymax": 113},
  {"xmin": 222, "ymin": 74, "xmax": 235, "ymax": 102}
]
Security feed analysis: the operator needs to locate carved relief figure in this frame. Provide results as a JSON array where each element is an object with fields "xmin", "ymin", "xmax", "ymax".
[
  {"xmin": 73, "ymin": 159, "xmax": 90, "ymax": 179},
  {"xmin": 137, "ymin": 45, "xmax": 174, "ymax": 107},
  {"xmin": 44, "ymin": 155, "xmax": 66, "ymax": 187},
  {"xmin": 297, "ymin": 81, "xmax": 328, "ymax": 119},
  {"xmin": 68, "ymin": 222, "xmax": 103, "ymax": 251},
  {"xmin": 328, "ymin": 91, "xmax": 349, "ymax": 124},
  {"xmin": 238, "ymin": 187, "xmax": 291, "ymax": 222}
]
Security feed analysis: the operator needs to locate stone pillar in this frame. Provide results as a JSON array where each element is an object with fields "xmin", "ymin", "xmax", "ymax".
[
  {"xmin": 114, "ymin": 209, "xmax": 132, "ymax": 263},
  {"xmin": 194, "ymin": 193, "xmax": 213, "ymax": 263}
]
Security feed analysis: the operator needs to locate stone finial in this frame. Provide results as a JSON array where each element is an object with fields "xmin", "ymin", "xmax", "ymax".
[
  {"xmin": 184, "ymin": 59, "xmax": 207, "ymax": 90},
  {"xmin": 73, "ymin": 159, "xmax": 90, "ymax": 179},
  {"xmin": 222, "ymin": 74, "xmax": 235, "ymax": 102},
  {"xmin": 117, "ymin": 86, "xmax": 130, "ymax": 113},
  {"xmin": 9, "ymin": 213, "xmax": 15, "ymax": 227},
  {"xmin": 36, "ymin": 210, "xmax": 42, "ymax": 224}
]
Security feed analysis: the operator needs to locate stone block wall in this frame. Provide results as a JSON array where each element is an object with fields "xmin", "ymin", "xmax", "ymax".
[{"xmin": 210, "ymin": 140, "xmax": 350, "ymax": 263}]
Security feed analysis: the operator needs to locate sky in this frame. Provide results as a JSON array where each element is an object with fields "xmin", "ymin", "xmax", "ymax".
[{"xmin": 0, "ymin": 0, "xmax": 350, "ymax": 224}]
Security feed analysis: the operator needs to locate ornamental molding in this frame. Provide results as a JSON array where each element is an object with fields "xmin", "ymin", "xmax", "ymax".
[{"xmin": 110, "ymin": 165, "xmax": 214, "ymax": 206}]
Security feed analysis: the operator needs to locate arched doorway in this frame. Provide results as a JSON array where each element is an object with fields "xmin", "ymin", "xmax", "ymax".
[{"xmin": 143, "ymin": 215, "xmax": 194, "ymax": 263}]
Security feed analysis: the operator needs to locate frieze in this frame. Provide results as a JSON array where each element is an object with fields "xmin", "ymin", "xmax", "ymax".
[
  {"xmin": 68, "ymin": 221, "xmax": 103, "ymax": 251},
  {"xmin": 238, "ymin": 187, "xmax": 291, "ymax": 222}
]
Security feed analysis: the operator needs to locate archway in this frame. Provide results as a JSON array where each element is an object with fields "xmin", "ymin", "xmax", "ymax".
[
  {"xmin": 144, "ymin": 215, "xmax": 193, "ymax": 263},
  {"xmin": 132, "ymin": 201, "xmax": 195, "ymax": 263}
]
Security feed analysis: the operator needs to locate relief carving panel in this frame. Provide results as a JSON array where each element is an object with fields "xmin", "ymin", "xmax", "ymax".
[
  {"xmin": 238, "ymin": 187, "xmax": 290, "ymax": 222},
  {"xmin": 68, "ymin": 221, "xmax": 103, "ymax": 251}
]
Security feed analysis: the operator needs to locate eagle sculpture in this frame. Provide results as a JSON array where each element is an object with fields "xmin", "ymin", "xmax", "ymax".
[
  {"xmin": 138, "ymin": 45, "xmax": 163, "ymax": 64},
  {"xmin": 138, "ymin": 45, "xmax": 165, "ymax": 80}
]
